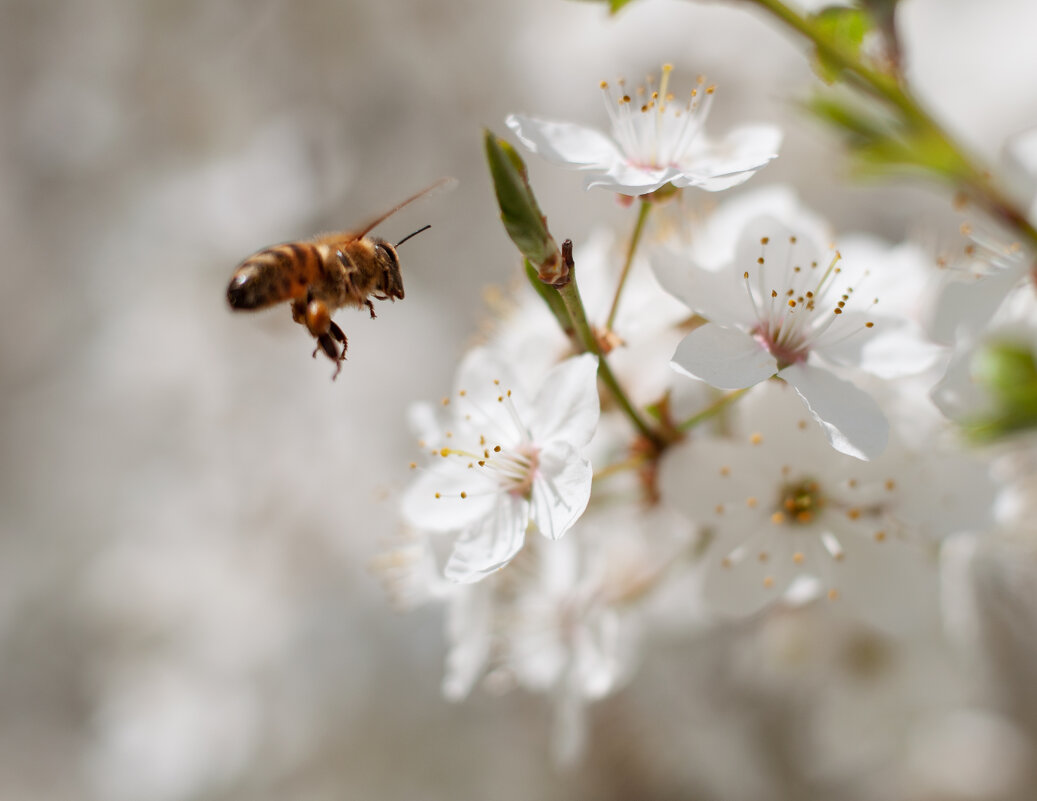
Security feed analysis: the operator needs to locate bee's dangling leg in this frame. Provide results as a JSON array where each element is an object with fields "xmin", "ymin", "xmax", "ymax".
[
  {"xmin": 366, "ymin": 299, "xmax": 377, "ymax": 320},
  {"xmin": 315, "ymin": 333, "xmax": 344, "ymax": 380},
  {"xmin": 302, "ymin": 298, "xmax": 346, "ymax": 380},
  {"xmin": 329, "ymin": 320, "xmax": 348, "ymax": 353}
]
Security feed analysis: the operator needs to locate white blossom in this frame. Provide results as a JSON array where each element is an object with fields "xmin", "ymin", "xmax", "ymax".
[
  {"xmin": 654, "ymin": 195, "xmax": 940, "ymax": 460},
  {"xmin": 659, "ymin": 381, "xmax": 994, "ymax": 629},
  {"xmin": 401, "ymin": 349, "xmax": 600, "ymax": 583},
  {"xmin": 506, "ymin": 64, "xmax": 781, "ymax": 196}
]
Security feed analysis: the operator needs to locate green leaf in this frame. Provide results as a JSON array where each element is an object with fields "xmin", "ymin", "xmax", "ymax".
[
  {"xmin": 808, "ymin": 6, "xmax": 874, "ymax": 84},
  {"xmin": 964, "ymin": 341, "xmax": 1037, "ymax": 442},
  {"xmin": 483, "ymin": 129, "xmax": 565, "ymax": 285},
  {"xmin": 807, "ymin": 93, "xmax": 887, "ymax": 144},
  {"xmin": 805, "ymin": 91, "xmax": 969, "ymax": 181}
]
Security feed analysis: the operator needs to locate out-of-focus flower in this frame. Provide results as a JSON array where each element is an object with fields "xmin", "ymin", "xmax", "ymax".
[
  {"xmin": 654, "ymin": 196, "xmax": 940, "ymax": 460},
  {"xmin": 401, "ymin": 349, "xmax": 600, "ymax": 583},
  {"xmin": 410, "ymin": 506, "xmax": 692, "ymax": 762},
  {"xmin": 507, "ymin": 506, "xmax": 694, "ymax": 763},
  {"xmin": 506, "ymin": 64, "xmax": 781, "ymax": 196},
  {"xmin": 379, "ymin": 499, "xmax": 698, "ymax": 763},
  {"xmin": 929, "ymin": 236, "xmax": 1031, "ymax": 347},
  {"xmin": 659, "ymin": 381, "xmax": 994, "ymax": 628},
  {"xmin": 930, "ymin": 129, "xmax": 1037, "ymax": 344}
]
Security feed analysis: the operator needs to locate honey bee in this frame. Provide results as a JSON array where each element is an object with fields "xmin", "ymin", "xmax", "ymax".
[{"xmin": 226, "ymin": 177, "xmax": 454, "ymax": 379}]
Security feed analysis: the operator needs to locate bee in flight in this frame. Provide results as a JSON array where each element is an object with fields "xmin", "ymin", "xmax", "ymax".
[{"xmin": 226, "ymin": 177, "xmax": 453, "ymax": 379}]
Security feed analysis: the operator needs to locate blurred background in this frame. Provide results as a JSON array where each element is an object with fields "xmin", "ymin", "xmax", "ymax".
[{"xmin": 3, "ymin": 0, "xmax": 1037, "ymax": 798}]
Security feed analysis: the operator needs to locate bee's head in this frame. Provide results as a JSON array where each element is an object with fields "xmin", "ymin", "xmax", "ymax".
[{"xmin": 372, "ymin": 238, "xmax": 405, "ymax": 301}]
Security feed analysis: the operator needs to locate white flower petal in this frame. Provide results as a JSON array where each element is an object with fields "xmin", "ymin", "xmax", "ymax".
[
  {"xmin": 674, "ymin": 124, "xmax": 783, "ymax": 191},
  {"xmin": 651, "ymin": 248, "xmax": 757, "ymax": 326},
  {"xmin": 671, "ymin": 324, "xmax": 778, "ymax": 389},
  {"xmin": 531, "ymin": 442, "xmax": 593, "ymax": 541},
  {"xmin": 895, "ymin": 450, "xmax": 997, "ymax": 540},
  {"xmin": 931, "ymin": 345, "xmax": 987, "ymax": 421},
  {"xmin": 782, "ymin": 362, "xmax": 889, "ymax": 460},
  {"xmin": 583, "ymin": 163, "xmax": 679, "ymax": 194},
  {"xmin": 831, "ymin": 525, "xmax": 938, "ymax": 634},
  {"xmin": 930, "ymin": 266, "xmax": 1026, "ymax": 344},
  {"xmin": 686, "ymin": 185, "xmax": 832, "ymax": 271},
  {"xmin": 660, "ymin": 436, "xmax": 775, "ymax": 520},
  {"xmin": 530, "ymin": 354, "xmax": 600, "ymax": 448},
  {"xmin": 701, "ymin": 521, "xmax": 802, "ymax": 617},
  {"xmin": 400, "ymin": 468, "xmax": 499, "ymax": 532},
  {"xmin": 505, "ymin": 114, "xmax": 620, "ymax": 169},
  {"xmin": 452, "ymin": 348, "xmax": 532, "ymax": 441},
  {"xmin": 444, "ymin": 494, "xmax": 530, "ymax": 583},
  {"xmin": 732, "ymin": 215, "xmax": 823, "ymax": 287},
  {"xmin": 816, "ymin": 313, "xmax": 942, "ymax": 378}
]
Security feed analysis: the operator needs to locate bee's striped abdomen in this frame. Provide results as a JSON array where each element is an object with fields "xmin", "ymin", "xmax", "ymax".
[{"xmin": 226, "ymin": 241, "xmax": 321, "ymax": 310}]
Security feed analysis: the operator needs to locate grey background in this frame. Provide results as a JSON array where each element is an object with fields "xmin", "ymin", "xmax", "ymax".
[{"xmin": 2, "ymin": 0, "xmax": 1037, "ymax": 798}]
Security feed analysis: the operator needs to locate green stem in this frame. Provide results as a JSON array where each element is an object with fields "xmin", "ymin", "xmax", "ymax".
[
  {"xmin": 556, "ymin": 241, "xmax": 666, "ymax": 449},
  {"xmin": 743, "ymin": 0, "xmax": 1037, "ymax": 252},
  {"xmin": 605, "ymin": 199, "xmax": 653, "ymax": 331},
  {"xmin": 677, "ymin": 387, "xmax": 751, "ymax": 431}
]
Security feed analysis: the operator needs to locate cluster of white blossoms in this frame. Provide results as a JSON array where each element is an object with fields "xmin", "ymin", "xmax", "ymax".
[{"xmin": 380, "ymin": 67, "xmax": 1027, "ymax": 762}]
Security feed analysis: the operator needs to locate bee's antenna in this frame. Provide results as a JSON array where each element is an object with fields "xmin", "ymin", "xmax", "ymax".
[{"xmin": 396, "ymin": 224, "xmax": 432, "ymax": 248}]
